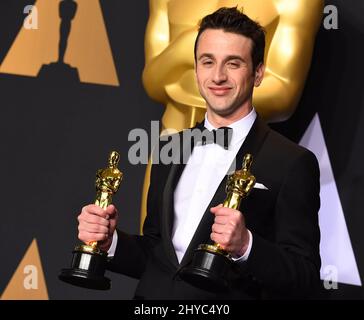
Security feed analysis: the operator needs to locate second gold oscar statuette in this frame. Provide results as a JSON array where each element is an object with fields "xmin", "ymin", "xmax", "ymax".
[
  {"xmin": 179, "ymin": 154, "xmax": 256, "ymax": 292},
  {"xmin": 59, "ymin": 151, "xmax": 123, "ymax": 290}
]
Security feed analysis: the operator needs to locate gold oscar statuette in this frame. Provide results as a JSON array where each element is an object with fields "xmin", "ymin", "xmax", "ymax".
[
  {"xmin": 179, "ymin": 154, "xmax": 256, "ymax": 292},
  {"xmin": 59, "ymin": 151, "xmax": 123, "ymax": 290}
]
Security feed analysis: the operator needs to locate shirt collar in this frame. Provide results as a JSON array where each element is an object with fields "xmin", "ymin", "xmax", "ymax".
[{"xmin": 204, "ymin": 108, "xmax": 257, "ymax": 146}]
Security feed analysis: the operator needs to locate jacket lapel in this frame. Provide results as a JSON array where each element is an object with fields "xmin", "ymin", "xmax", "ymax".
[
  {"xmin": 179, "ymin": 116, "xmax": 270, "ymax": 267},
  {"xmin": 161, "ymin": 161, "xmax": 184, "ymax": 267}
]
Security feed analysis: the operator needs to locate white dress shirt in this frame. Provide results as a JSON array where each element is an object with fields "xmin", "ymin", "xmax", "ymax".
[{"xmin": 108, "ymin": 109, "xmax": 256, "ymax": 262}]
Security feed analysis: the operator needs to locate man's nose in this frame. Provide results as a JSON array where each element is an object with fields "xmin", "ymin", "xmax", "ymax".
[{"xmin": 212, "ymin": 65, "xmax": 227, "ymax": 83}]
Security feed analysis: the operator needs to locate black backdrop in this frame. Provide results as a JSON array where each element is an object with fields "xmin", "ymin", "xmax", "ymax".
[{"xmin": 0, "ymin": 0, "xmax": 363, "ymax": 299}]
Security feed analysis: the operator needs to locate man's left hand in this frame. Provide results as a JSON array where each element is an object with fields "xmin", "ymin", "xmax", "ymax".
[{"xmin": 210, "ymin": 204, "xmax": 249, "ymax": 257}]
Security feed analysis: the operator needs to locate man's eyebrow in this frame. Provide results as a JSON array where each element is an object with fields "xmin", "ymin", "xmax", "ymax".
[
  {"xmin": 224, "ymin": 55, "xmax": 246, "ymax": 63},
  {"xmin": 198, "ymin": 53, "xmax": 214, "ymax": 60},
  {"xmin": 198, "ymin": 54, "xmax": 246, "ymax": 63}
]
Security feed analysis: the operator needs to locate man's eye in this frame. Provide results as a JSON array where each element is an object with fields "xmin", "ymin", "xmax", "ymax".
[
  {"xmin": 228, "ymin": 62, "xmax": 240, "ymax": 68},
  {"xmin": 202, "ymin": 60, "xmax": 213, "ymax": 66}
]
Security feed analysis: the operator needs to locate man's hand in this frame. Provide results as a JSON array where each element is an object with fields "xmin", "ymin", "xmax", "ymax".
[
  {"xmin": 210, "ymin": 204, "xmax": 249, "ymax": 258},
  {"xmin": 77, "ymin": 204, "xmax": 118, "ymax": 252}
]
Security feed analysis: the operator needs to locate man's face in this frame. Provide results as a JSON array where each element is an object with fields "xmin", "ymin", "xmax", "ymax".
[{"xmin": 195, "ymin": 29, "xmax": 263, "ymax": 117}]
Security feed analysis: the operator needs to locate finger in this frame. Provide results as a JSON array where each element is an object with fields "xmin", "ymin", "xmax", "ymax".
[
  {"xmin": 79, "ymin": 221, "xmax": 109, "ymax": 234},
  {"xmin": 214, "ymin": 207, "xmax": 241, "ymax": 217},
  {"xmin": 78, "ymin": 213, "xmax": 110, "ymax": 226},
  {"xmin": 214, "ymin": 215, "xmax": 230, "ymax": 225},
  {"xmin": 211, "ymin": 233, "xmax": 230, "ymax": 248},
  {"xmin": 210, "ymin": 233, "xmax": 227, "ymax": 250},
  {"xmin": 105, "ymin": 204, "xmax": 118, "ymax": 217},
  {"xmin": 210, "ymin": 206, "xmax": 228, "ymax": 215},
  {"xmin": 211, "ymin": 223, "xmax": 226, "ymax": 234},
  {"xmin": 78, "ymin": 230, "xmax": 108, "ymax": 243},
  {"xmin": 210, "ymin": 204, "xmax": 224, "ymax": 213},
  {"xmin": 213, "ymin": 223, "xmax": 235, "ymax": 238},
  {"xmin": 82, "ymin": 204, "xmax": 109, "ymax": 218}
]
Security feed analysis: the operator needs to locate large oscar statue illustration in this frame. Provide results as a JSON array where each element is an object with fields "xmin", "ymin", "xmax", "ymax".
[
  {"xmin": 59, "ymin": 151, "xmax": 122, "ymax": 290},
  {"xmin": 179, "ymin": 154, "xmax": 256, "ymax": 291},
  {"xmin": 140, "ymin": 0, "xmax": 324, "ymax": 229}
]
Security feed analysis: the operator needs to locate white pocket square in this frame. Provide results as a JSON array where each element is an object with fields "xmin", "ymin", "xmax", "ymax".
[{"xmin": 254, "ymin": 182, "xmax": 269, "ymax": 190}]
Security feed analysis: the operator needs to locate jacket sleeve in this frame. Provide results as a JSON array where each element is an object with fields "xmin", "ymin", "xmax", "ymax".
[{"xmin": 244, "ymin": 150, "xmax": 321, "ymax": 297}]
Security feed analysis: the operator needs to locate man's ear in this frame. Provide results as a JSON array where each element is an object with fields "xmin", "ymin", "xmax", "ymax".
[{"xmin": 254, "ymin": 63, "xmax": 265, "ymax": 87}]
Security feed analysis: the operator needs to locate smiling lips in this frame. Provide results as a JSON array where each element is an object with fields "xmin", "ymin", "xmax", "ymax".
[{"xmin": 208, "ymin": 86, "xmax": 232, "ymax": 96}]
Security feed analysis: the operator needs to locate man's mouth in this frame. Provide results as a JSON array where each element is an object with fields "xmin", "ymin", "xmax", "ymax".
[{"xmin": 208, "ymin": 86, "xmax": 232, "ymax": 96}]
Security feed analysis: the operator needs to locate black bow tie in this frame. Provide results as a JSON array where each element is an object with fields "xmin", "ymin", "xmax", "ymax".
[{"xmin": 196, "ymin": 126, "xmax": 233, "ymax": 149}]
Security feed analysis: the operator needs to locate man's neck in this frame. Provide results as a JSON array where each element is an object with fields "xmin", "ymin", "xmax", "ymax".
[{"xmin": 206, "ymin": 104, "xmax": 253, "ymax": 128}]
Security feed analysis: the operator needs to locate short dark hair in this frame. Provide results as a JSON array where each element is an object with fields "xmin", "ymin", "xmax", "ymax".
[{"xmin": 194, "ymin": 7, "xmax": 266, "ymax": 71}]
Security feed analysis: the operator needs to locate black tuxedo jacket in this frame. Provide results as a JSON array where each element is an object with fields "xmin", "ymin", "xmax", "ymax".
[{"xmin": 107, "ymin": 117, "xmax": 321, "ymax": 299}]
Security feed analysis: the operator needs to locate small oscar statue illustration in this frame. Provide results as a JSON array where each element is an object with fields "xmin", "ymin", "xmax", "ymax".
[
  {"xmin": 59, "ymin": 151, "xmax": 122, "ymax": 290},
  {"xmin": 179, "ymin": 154, "xmax": 256, "ymax": 291}
]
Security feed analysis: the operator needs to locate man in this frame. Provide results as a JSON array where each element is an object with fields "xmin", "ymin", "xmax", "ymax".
[{"xmin": 77, "ymin": 7, "xmax": 321, "ymax": 299}]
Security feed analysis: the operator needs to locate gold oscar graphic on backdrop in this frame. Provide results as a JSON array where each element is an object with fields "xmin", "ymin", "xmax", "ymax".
[
  {"xmin": 0, "ymin": 0, "xmax": 119, "ymax": 86},
  {"xmin": 1, "ymin": 239, "xmax": 49, "ymax": 300},
  {"xmin": 140, "ymin": 0, "xmax": 324, "ymax": 230}
]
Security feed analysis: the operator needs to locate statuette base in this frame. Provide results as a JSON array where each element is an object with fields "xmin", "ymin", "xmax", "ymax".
[
  {"xmin": 179, "ymin": 245, "xmax": 232, "ymax": 292},
  {"xmin": 59, "ymin": 245, "xmax": 110, "ymax": 290}
]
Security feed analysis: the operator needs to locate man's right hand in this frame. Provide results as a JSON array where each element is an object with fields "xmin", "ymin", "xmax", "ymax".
[{"xmin": 77, "ymin": 204, "xmax": 118, "ymax": 252}]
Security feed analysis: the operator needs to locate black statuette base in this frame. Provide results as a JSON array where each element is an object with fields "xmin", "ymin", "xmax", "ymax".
[
  {"xmin": 178, "ymin": 248, "xmax": 232, "ymax": 292},
  {"xmin": 59, "ymin": 247, "xmax": 110, "ymax": 290}
]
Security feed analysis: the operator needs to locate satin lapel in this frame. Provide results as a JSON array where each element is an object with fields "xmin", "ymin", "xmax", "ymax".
[
  {"xmin": 161, "ymin": 161, "xmax": 184, "ymax": 267},
  {"xmin": 233, "ymin": 116, "xmax": 270, "ymax": 172},
  {"xmin": 180, "ymin": 116, "xmax": 270, "ymax": 267},
  {"xmin": 161, "ymin": 122, "xmax": 205, "ymax": 267}
]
